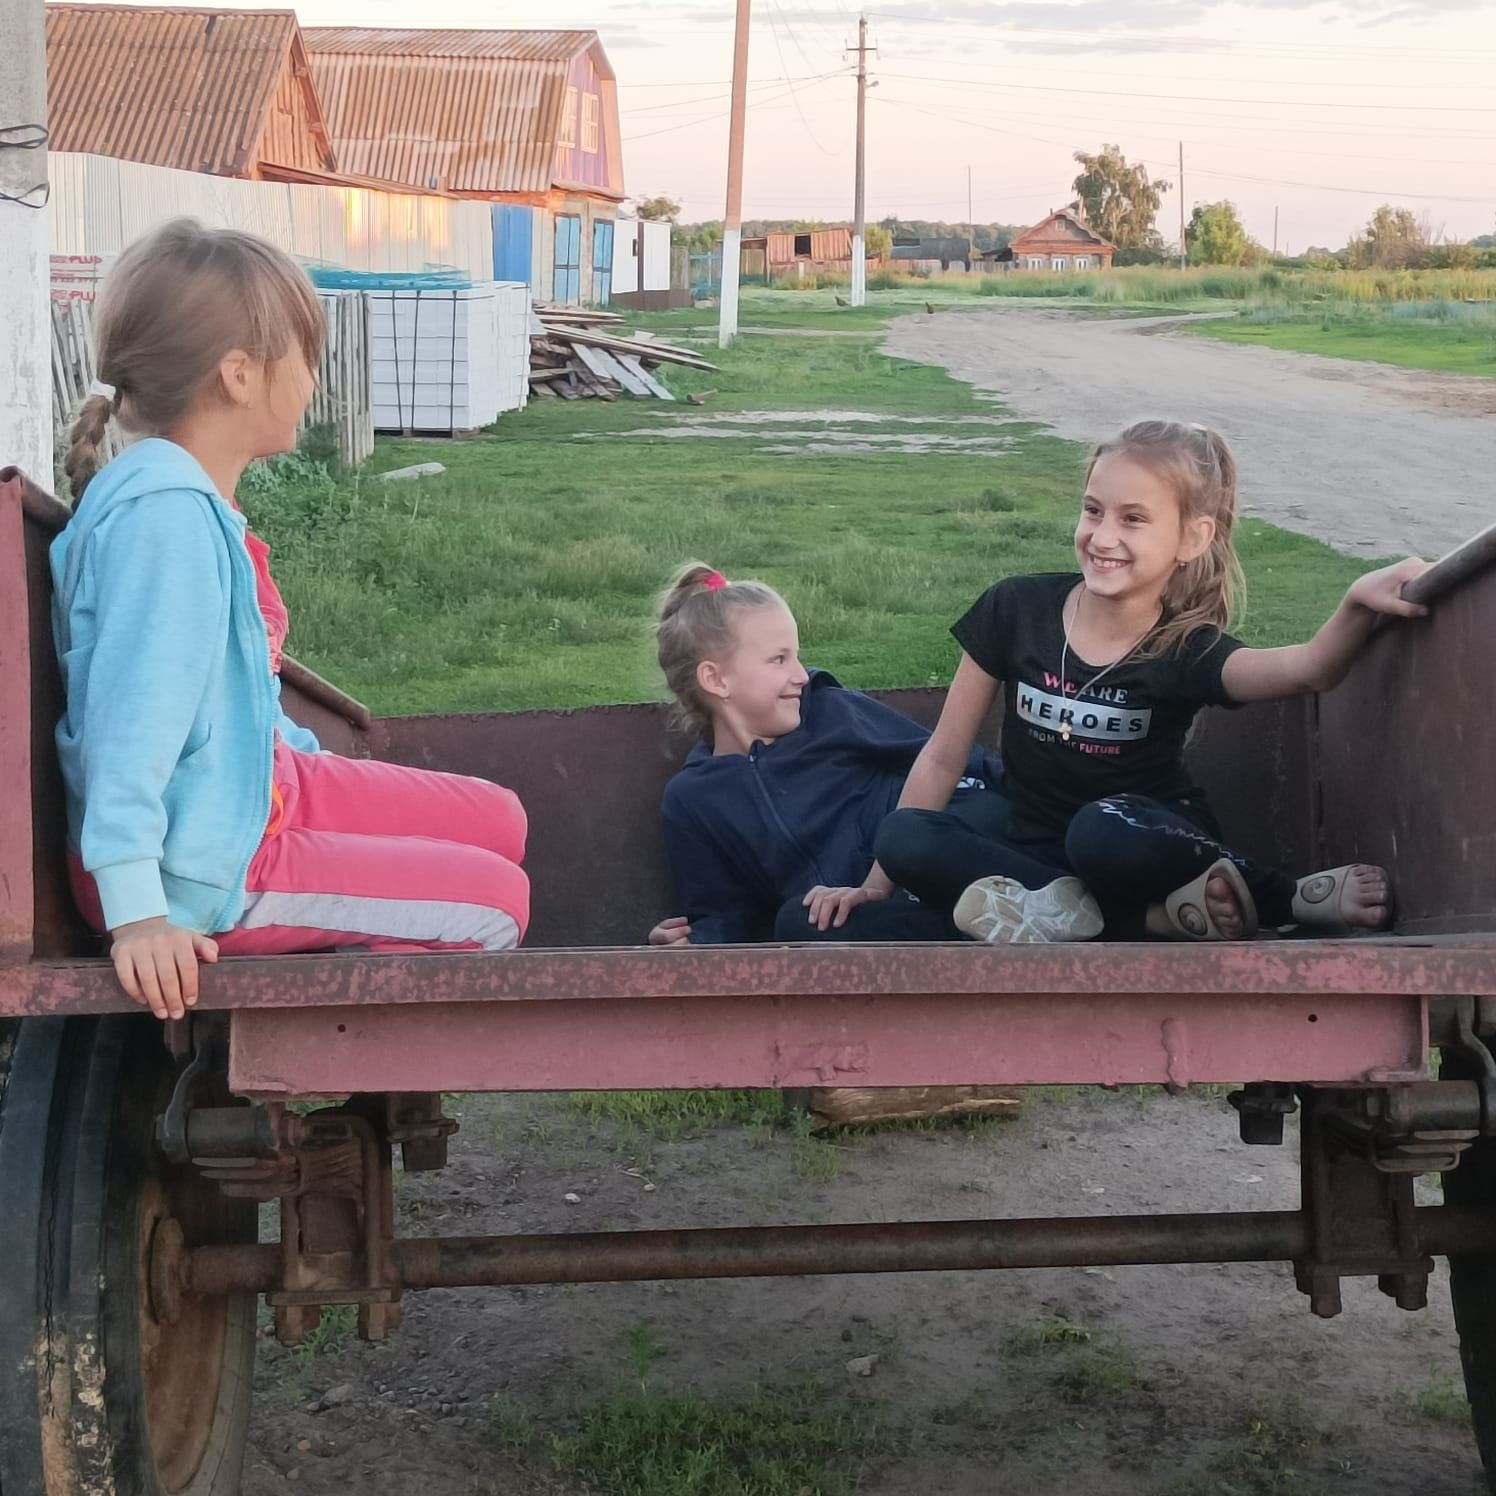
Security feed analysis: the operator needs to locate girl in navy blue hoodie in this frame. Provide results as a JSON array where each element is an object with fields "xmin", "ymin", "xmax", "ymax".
[{"xmin": 650, "ymin": 564, "xmax": 1003, "ymax": 946}]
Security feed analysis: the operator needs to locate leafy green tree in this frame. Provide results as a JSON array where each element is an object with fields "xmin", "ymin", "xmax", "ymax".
[
  {"xmin": 634, "ymin": 196, "xmax": 681, "ymax": 222},
  {"xmin": 1186, "ymin": 201, "xmax": 1256, "ymax": 266},
  {"xmin": 1070, "ymin": 144, "xmax": 1169, "ymax": 250}
]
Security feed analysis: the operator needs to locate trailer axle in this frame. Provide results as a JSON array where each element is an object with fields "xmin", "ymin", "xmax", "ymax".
[{"xmin": 180, "ymin": 1204, "xmax": 1496, "ymax": 1300}]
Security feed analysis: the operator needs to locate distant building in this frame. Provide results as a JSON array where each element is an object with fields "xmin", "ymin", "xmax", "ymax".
[
  {"xmin": 981, "ymin": 208, "xmax": 1116, "ymax": 273},
  {"xmin": 46, "ymin": 4, "xmax": 336, "ymax": 179},
  {"xmin": 741, "ymin": 228, "xmax": 860, "ymax": 281},
  {"xmin": 890, "ymin": 235, "xmax": 971, "ymax": 273}
]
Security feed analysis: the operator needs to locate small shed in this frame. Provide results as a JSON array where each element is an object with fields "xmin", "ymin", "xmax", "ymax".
[
  {"xmin": 891, "ymin": 235, "xmax": 971, "ymax": 272},
  {"xmin": 742, "ymin": 227, "xmax": 855, "ymax": 281},
  {"xmin": 610, "ymin": 218, "xmax": 687, "ymax": 310},
  {"xmin": 982, "ymin": 208, "xmax": 1116, "ymax": 273}
]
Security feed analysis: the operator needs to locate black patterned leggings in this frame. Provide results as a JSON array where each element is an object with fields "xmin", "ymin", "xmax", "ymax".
[{"xmin": 876, "ymin": 790, "xmax": 1298, "ymax": 939}]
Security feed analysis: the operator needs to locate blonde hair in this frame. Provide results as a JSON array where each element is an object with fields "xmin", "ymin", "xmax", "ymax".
[
  {"xmin": 656, "ymin": 563, "xmax": 788, "ymax": 737},
  {"xmin": 65, "ymin": 218, "xmax": 325, "ymax": 500},
  {"xmin": 1086, "ymin": 419, "xmax": 1245, "ymax": 659}
]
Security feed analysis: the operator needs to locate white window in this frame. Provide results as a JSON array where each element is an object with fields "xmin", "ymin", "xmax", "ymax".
[
  {"xmin": 1074, "ymin": 255, "xmax": 1091, "ymax": 270},
  {"xmin": 1052, "ymin": 257, "xmax": 1068, "ymax": 271},
  {"xmin": 1026, "ymin": 255, "xmax": 1046, "ymax": 271},
  {"xmin": 582, "ymin": 93, "xmax": 600, "ymax": 154},
  {"xmin": 558, "ymin": 87, "xmax": 578, "ymax": 148}
]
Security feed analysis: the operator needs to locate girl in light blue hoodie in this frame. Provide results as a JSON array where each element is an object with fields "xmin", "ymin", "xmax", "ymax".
[{"xmin": 54, "ymin": 220, "xmax": 529, "ymax": 1021}]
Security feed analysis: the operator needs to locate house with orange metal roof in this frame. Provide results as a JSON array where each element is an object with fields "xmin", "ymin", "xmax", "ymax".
[
  {"xmin": 46, "ymin": 4, "xmax": 335, "ymax": 180},
  {"xmin": 981, "ymin": 208, "xmax": 1117, "ymax": 273},
  {"xmin": 302, "ymin": 27, "xmax": 626, "ymax": 305}
]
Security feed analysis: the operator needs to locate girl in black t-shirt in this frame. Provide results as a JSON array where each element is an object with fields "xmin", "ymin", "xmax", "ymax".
[{"xmin": 809, "ymin": 419, "xmax": 1431, "ymax": 943}]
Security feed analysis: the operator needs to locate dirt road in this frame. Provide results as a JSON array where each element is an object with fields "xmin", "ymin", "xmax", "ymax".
[{"xmin": 884, "ymin": 308, "xmax": 1496, "ymax": 560}]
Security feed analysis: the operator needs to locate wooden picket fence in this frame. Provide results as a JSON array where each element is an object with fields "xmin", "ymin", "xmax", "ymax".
[
  {"xmin": 48, "ymin": 290, "xmax": 373, "ymax": 473},
  {"xmin": 309, "ymin": 292, "xmax": 374, "ymax": 468},
  {"xmin": 50, "ymin": 298, "xmax": 122, "ymax": 468}
]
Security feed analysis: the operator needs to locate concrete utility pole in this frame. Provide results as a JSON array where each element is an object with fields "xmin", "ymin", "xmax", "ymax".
[
  {"xmin": 0, "ymin": 0, "xmax": 51, "ymax": 480},
  {"xmin": 1178, "ymin": 141, "xmax": 1186, "ymax": 269},
  {"xmin": 718, "ymin": 0, "xmax": 752, "ymax": 348},
  {"xmin": 1273, "ymin": 205, "xmax": 1279, "ymax": 258},
  {"xmin": 848, "ymin": 14, "xmax": 874, "ymax": 308}
]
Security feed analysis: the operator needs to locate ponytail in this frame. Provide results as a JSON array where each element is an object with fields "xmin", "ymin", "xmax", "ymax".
[{"xmin": 64, "ymin": 390, "xmax": 116, "ymax": 502}]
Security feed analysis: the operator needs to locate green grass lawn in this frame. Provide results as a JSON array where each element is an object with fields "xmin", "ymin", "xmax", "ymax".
[
  {"xmin": 1188, "ymin": 304, "xmax": 1496, "ymax": 377},
  {"xmin": 245, "ymin": 297, "xmax": 1378, "ymax": 717}
]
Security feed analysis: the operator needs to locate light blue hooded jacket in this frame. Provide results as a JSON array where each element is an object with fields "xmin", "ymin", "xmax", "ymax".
[{"xmin": 51, "ymin": 438, "xmax": 319, "ymax": 935}]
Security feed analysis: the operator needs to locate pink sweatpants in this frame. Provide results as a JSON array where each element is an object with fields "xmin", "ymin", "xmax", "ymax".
[{"xmin": 73, "ymin": 743, "xmax": 529, "ymax": 954}]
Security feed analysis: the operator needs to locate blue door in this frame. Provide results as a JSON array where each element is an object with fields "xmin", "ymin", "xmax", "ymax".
[
  {"xmin": 492, "ymin": 204, "xmax": 535, "ymax": 285},
  {"xmin": 553, "ymin": 215, "xmax": 581, "ymax": 304},
  {"xmin": 591, "ymin": 219, "xmax": 615, "ymax": 305}
]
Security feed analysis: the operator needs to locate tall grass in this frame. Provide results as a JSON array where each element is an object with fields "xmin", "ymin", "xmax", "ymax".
[{"xmin": 974, "ymin": 264, "xmax": 1496, "ymax": 307}]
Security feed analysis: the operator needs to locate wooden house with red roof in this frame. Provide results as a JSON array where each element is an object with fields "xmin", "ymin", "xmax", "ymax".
[{"xmin": 983, "ymin": 208, "xmax": 1117, "ymax": 274}]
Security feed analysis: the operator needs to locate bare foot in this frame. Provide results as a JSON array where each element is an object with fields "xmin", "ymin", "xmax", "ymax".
[
  {"xmin": 1295, "ymin": 865, "xmax": 1392, "ymax": 931},
  {"xmin": 1204, "ymin": 873, "xmax": 1249, "ymax": 939}
]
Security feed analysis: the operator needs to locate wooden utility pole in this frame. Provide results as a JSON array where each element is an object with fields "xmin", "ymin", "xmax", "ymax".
[
  {"xmin": 0, "ymin": 0, "xmax": 51, "ymax": 480},
  {"xmin": 1273, "ymin": 205, "xmax": 1279, "ymax": 258},
  {"xmin": 718, "ymin": 0, "xmax": 752, "ymax": 348},
  {"xmin": 848, "ymin": 14, "xmax": 873, "ymax": 307},
  {"xmin": 1178, "ymin": 141, "xmax": 1186, "ymax": 270},
  {"xmin": 967, "ymin": 164, "xmax": 974, "ymax": 268}
]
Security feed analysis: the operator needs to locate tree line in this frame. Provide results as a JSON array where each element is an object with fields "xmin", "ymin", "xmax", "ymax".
[{"xmin": 632, "ymin": 151, "xmax": 1495, "ymax": 270}]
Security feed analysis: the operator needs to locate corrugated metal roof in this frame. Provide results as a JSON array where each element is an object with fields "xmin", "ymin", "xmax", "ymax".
[
  {"xmin": 1010, "ymin": 209, "xmax": 1116, "ymax": 253},
  {"xmin": 46, "ymin": 4, "xmax": 331, "ymax": 177},
  {"xmin": 303, "ymin": 28, "xmax": 604, "ymax": 67},
  {"xmin": 303, "ymin": 28, "xmax": 609, "ymax": 196}
]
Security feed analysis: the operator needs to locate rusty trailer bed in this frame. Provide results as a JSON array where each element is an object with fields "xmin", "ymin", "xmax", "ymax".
[
  {"xmin": 8, "ymin": 471, "xmax": 1496, "ymax": 1496},
  {"xmin": 4, "ymin": 940, "xmax": 1495, "ymax": 1098}
]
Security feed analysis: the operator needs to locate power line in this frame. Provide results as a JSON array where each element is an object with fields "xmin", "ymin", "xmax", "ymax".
[
  {"xmin": 622, "ymin": 74, "xmax": 843, "ymax": 114},
  {"xmin": 850, "ymin": 58, "xmax": 1495, "ymax": 92},
  {"xmin": 619, "ymin": 72, "xmax": 839, "ymax": 88},
  {"xmin": 870, "ymin": 93, "xmax": 1496, "ymax": 206},
  {"xmin": 858, "ymin": 11, "xmax": 1496, "ymax": 60},
  {"xmin": 625, "ymin": 74, "xmax": 844, "ymax": 141},
  {"xmin": 873, "ymin": 70, "xmax": 1496, "ymax": 114},
  {"xmin": 765, "ymin": 0, "xmax": 840, "ymax": 153}
]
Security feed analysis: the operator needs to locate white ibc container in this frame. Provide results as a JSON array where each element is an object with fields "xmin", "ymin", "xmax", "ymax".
[{"xmin": 365, "ymin": 281, "xmax": 530, "ymax": 435}]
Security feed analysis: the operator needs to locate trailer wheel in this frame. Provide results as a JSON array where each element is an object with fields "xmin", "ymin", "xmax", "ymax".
[
  {"xmin": 0, "ymin": 1016, "xmax": 256, "ymax": 1496},
  {"xmin": 1442, "ymin": 1072, "xmax": 1496, "ymax": 1491}
]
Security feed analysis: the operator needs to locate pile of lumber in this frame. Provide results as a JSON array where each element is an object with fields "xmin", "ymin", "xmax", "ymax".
[{"xmin": 529, "ymin": 304, "xmax": 718, "ymax": 402}]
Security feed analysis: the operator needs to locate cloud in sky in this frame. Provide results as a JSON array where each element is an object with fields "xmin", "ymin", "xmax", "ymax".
[{"xmin": 758, "ymin": 0, "xmax": 1491, "ymax": 36}]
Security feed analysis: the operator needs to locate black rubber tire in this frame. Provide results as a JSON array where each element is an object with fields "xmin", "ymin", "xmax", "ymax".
[
  {"xmin": 0, "ymin": 1017, "xmax": 75, "ymax": 1496},
  {"xmin": 0, "ymin": 1017, "xmax": 256, "ymax": 1496},
  {"xmin": 1442, "ymin": 1060, "xmax": 1496, "ymax": 1492}
]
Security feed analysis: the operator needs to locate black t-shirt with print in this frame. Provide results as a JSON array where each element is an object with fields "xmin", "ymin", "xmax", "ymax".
[{"xmin": 952, "ymin": 573, "xmax": 1244, "ymax": 841}]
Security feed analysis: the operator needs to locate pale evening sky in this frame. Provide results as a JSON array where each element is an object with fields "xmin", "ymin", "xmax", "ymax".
[{"xmin": 135, "ymin": 0, "xmax": 1496, "ymax": 250}]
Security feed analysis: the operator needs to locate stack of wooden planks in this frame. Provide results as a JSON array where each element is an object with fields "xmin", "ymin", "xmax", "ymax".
[{"xmin": 529, "ymin": 304, "xmax": 718, "ymax": 402}]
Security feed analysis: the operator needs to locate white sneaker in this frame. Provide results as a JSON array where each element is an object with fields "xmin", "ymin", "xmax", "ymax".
[{"xmin": 953, "ymin": 875, "xmax": 1104, "ymax": 944}]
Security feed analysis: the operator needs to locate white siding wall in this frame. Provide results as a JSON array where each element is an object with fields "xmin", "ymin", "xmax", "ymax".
[{"xmin": 48, "ymin": 153, "xmax": 493, "ymax": 279}]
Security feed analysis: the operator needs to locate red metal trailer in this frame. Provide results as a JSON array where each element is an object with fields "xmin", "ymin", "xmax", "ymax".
[{"xmin": 4, "ymin": 466, "xmax": 1496, "ymax": 1495}]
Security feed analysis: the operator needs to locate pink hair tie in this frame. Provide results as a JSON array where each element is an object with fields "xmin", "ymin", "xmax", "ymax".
[{"xmin": 703, "ymin": 571, "xmax": 729, "ymax": 591}]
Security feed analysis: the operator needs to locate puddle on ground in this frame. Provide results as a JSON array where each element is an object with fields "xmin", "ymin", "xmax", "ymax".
[{"xmin": 573, "ymin": 409, "xmax": 1018, "ymax": 455}]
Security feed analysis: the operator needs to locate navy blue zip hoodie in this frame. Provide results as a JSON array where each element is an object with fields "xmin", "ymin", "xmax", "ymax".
[{"xmin": 661, "ymin": 671, "xmax": 1004, "ymax": 944}]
